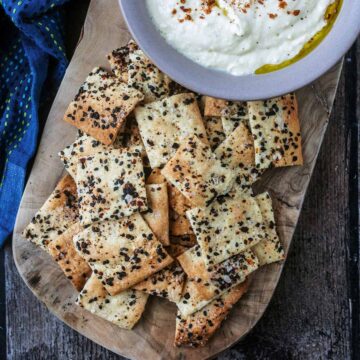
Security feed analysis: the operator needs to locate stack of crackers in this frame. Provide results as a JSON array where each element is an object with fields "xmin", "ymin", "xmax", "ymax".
[{"xmin": 22, "ymin": 40, "xmax": 303, "ymax": 348}]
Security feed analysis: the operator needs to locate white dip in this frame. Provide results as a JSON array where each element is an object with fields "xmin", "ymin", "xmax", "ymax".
[{"xmin": 146, "ymin": 0, "xmax": 335, "ymax": 76}]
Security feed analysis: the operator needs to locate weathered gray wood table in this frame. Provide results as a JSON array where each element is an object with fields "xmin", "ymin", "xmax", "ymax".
[{"xmin": 0, "ymin": 1, "xmax": 359, "ymax": 359}]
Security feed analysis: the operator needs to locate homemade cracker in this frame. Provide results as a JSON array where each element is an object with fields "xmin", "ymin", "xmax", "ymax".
[
  {"xmin": 76, "ymin": 146, "xmax": 147, "ymax": 225},
  {"xmin": 221, "ymin": 101, "xmax": 248, "ymax": 136},
  {"xmin": 203, "ymin": 116, "xmax": 226, "ymax": 150},
  {"xmin": 118, "ymin": 117, "xmax": 150, "ymax": 169},
  {"xmin": 175, "ymin": 280, "xmax": 249, "ymax": 347},
  {"xmin": 170, "ymin": 234, "xmax": 197, "ymax": 247},
  {"xmin": 204, "ymin": 97, "xmax": 248, "ymax": 135},
  {"xmin": 178, "ymin": 246, "xmax": 257, "ymax": 293},
  {"xmin": 186, "ymin": 193, "xmax": 266, "ymax": 266},
  {"xmin": 176, "ymin": 247, "xmax": 258, "ymax": 316},
  {"xmin": 143, "ymin": 183, "xmax": 169, "ymax": 246},
  {"xmin": 215, "ymin": 121, "xmax": 263, "ymax": 190},
  {"xmin": 107, "ymin": 40, "xmax": 139, "ymax": 81},
  {"xmin": 73, "ymin": 214, "xmax": 173, "ymax": 295},
  {"xmin": 64, "ymin": 67, "xmax": 144, "ymax": 145},
  {"xmin": 170, "ymin": 210, "xmax": 194, "ymax": 236},
  {"xmin": 134, "ymin": 93, "xmax": 208, "ymax": 168},
  {"xmin": 146, "ymin": 168, "xmax": 166, "ymax": 184},
  {"xmin": 166, "ymin": 244, "xmax": 189, "ymax": 258},
  {"xmin": 59, "ymin": 133, "xmax": 110, "ymax": 179},
  {"xmin": 252, "ymin": 192, "xmax": 284, "ymax": 265},
  {"xmin": 147, "ymin": 168, "xmax": 193, "ymax": 216},
  {"xmin": 215, "ymin": 121, "xmax": 254, "ymax": 169},
  {"xmin": 168, "ymin": 183, "xmax": 193, "ymax": 216},
  {"xmin": 128, "ymin": 49, "xmax": 173, "ymax": 103},
  {"xmin": 162, "ymin": 135, "xmax": 235, "ymax": 208},
  {"xmin": 203, "ymin": 97, "xmax": 228, "ymax": 117},
  {"xmin": 22, "ymin": 174, "xmax": 78, "ymax": 252},
  {"xmin": 248, "ymin": 94, "xmax": 303, "ymax": 169},
  {"xmin": 108, "ymin": 42, "xmax": 180, "ymax": 102},
  {"xmin": 47, "ymin": 222, "xmax": 91, "ymax": 291},
  {"xmin": 77, "ymin": 274, "xmax": 148, "ymax": 330},
  {"xmin": 133, "ymin": 263, "xmax": 186, "ymax": 303}
]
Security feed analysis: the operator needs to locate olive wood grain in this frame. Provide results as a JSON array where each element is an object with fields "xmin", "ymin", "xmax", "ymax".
[{"xmin": 12, "ymin": 0, "xmax": 343, "ymax": 359}]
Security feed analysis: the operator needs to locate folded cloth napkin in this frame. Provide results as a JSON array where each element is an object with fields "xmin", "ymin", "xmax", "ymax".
[{"xmin": 0, "ymin": 0, "xmax": 70, "ymax": 247}]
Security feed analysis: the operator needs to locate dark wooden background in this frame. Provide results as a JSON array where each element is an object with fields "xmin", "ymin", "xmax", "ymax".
[{"xmin": 0, "ymin": 1, "xmax": 359, "ymax": 359}]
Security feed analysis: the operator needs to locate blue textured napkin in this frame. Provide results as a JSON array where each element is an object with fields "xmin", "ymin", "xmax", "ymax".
[{"xmin": 0, "ymin": 0, "xmax": 69, "ymax": 246}]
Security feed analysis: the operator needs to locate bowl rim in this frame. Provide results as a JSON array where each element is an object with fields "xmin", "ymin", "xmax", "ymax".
[{"xmin": 119, "ymin": 0, "xmax": 360, "ymax": 101}]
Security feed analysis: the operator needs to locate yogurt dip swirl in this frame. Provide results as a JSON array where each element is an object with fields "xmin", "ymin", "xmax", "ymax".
[{"xmin": 146, "ymin": 0, "xmax": 339, "ymax": 76}]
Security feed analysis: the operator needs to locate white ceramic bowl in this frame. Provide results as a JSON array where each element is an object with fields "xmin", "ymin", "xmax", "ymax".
[{"xmin": 119, "ymin": 0, "xmax": 360, "ymax": 100}]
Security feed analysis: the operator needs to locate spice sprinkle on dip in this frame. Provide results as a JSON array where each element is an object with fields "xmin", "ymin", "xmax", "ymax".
[{"xmin": 146, "ymin": 0, "xmax": 342, "ymax": 76}]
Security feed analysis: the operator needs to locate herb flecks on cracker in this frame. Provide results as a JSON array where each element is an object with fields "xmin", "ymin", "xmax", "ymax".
[
  {"xmin": 77, "ymin": 273, "xmax": 148, "ymax": 330},
  {"xmin": 143, "ymin": 183, "xmax": 170, "ymax": 246},
  {"xmin": 162, "ymin": 135, "xmax": 235, "ymax": 208},
  {"xmin": 175, "ymin": 280, "xmax": 249, "ymax": 347},
  {"xmin": 252, "ymin": 192, "xmax": 285, "ymax": 265},
  {"xmin": 73, "ymin": 213, "xmax": 173, "ymax": 295},
  {"xmin": 186, "ymin": 193, "xmax": 266, "ymax": 266},
  {"xmin": 22, "ymin": 174, "xmax": 79, "ymax": 252},
  {"xmin": 133, "ymin": 263, "xmax": 186, "ymax": 303},
  {"xmin": 248, "ymin": 93, "xmax": 303, "ymax": 169},
  {"xmin": 47, "ymin": 222, "xmax": 91, "ymax": 291},
  {"xmin": 135, "ymin": 93, "xmax": 208, "ymax": 168},
  {"xmin": 215, "ymin": 121, "xmax": 264, "ymax": 191},
  {"xmin": 64, "ymin": 67, "xmax": 143, "ymax": 145},
  {"xmin": 76, "ymin": 146, "xmax": 147, "ymax": 225},
  {"xmin": 176, "ymin": 247, "xmax": 258, "ymax": 316}
]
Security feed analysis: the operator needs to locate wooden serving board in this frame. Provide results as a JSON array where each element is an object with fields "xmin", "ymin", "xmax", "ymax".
[{"xmin": 12, "ymin": 0, "xmax": 343, "ymax": 359}]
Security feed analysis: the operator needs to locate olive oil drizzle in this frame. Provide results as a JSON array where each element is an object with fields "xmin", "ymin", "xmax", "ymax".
[{"xmin": 255, "ymin": 0, "xmax": 343, "ymax": 74}]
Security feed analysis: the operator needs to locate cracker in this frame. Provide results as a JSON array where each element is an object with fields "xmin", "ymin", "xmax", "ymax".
[
  {"xmin": 107, "ymin": 40, "xmax": 139, "ymax": 81},
  {"xmin": 203, "ymin": 116, "xmax": 226, "ymax": 150},
  {"xmin": 166, "ymin": 244, "xmax": 189, "ymax": 258},
  {"xmin": 204, "ymin": 97, "xmax": 248, "ymax": 135},
  {"xmin": 203, "ymin": 97, "xmax": 228, "ymax": 117},
  {"xmin": 170, "ymin": 234, "xmax": 197, "ymax": 247},
  {"xmin": 76, "ymin": 146, "xmax": 147, "ymax": 225},
  {"xmin": 162, "ymin": 135, "xmax": 235, "ymax": 208},
  {"xmin": 22, "ymin": 174, "xmax": 79, "ymax": 252},
  {"xmin": 215, "ymin": 121, "xmax": 254, "ymax": 170},
  {"xmin": 197, "ymin": 95, "xmax": 206, "ymax": 116},
  {"xmin": 47, "ymin": 222, "xmax": 91, "ymax": 291},
  {"xmin": 170, "ymin": 210, "xmax": 194, "ymax": 236},
  {"xmin": 64, "ymin": 67, "xmax": 144, "ymax": 145},
  {"xmin": 252, "ymin": 192, "xmax": 284, "ymax": 265},
  {"xmin": 177, "ymin": 246, "xmax": 257, "ymax": 294},
  {"xmin": 118, "ymin": 117, "xmax": 151, "ymax": 169},
  {"xmin": 187, "ymin": 193, "xmax": 266, "ymax": 266},
  {"xmin": 176, "ymin": 247, "xmax": 258, "ymax": 316},
  {"xmin": 133, "ymin": 263, "xmax": 186, "ymax": 303},
  {"xmin": 146, "ymin": 168, "xmax": 166, "ymax": 184},
  {"xmin": 147, "ymin": 168, "xmax": 192, "ymax": 216},
  {"xmin": 76, "ymin": 274, "xmax": 148, "ymax": 330},
  {"xmin": 117, "ymin": 117, "xmax": 142, "ymax": 147},
  {"xmin": 143, "ymin": 183, "xmax": 169, "ymax": 246},
  {"xmin": 168, "ymin": 183, "xmax": 193, "ymax": 216},
  {"xmin": 220, "ymin": 101, "xmax": 248, "ymax": 136},
  {"xmin": 248, "ymin": 94, "xmax": 303, "ymax": 169},
  {"xmin": 59, "ymin": 134, "xmax": 111, "ymax": 179},
  {"xmin": 108, "ymin": 42, "xmax": 180, "ymax": 102},
  {"xmin": 73, "ymin": 213, "xmax": 173, "ymax": 295},
  {"xmin": 215, "ymin": 121, "xmax": 263, "ymax": 190},
  {"xmin": 232, "ymin": 166, "xmax": 264, "ymax": 192},
  {"xmin": 175, "ymin": 280, "xmax": 249, "ymax": 347},
  {"xmin": 134, "ymin": 93, "xmax": 208, "ymax": 168},
  {"xmin": 128, "ymin": 49, "xmax": 173, "ymax": 103}
]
